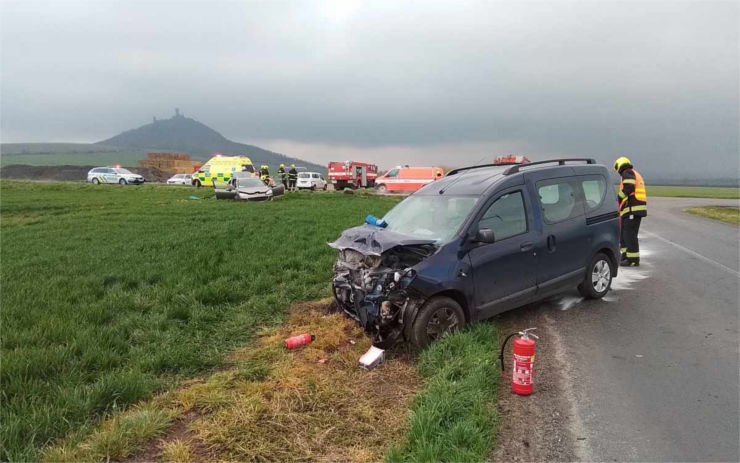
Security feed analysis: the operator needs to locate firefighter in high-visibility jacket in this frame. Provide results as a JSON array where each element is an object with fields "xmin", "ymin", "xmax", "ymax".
[
  {"xmin": 615, "ymin": 156, "xmax": 647, "ymax": 267},
  {"xmin": 278, "ymin": 163, "xmax": 286, "ymax": 186}
]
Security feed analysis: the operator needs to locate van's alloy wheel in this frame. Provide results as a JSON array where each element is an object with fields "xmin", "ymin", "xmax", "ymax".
[
  {"xmin": 427, "ymin": 308, "xmax": 459, "ymax": 338},
  {"xmin": 119, "ymin": 178, "xmax": 127, "ymax": 185},
  {"xmin": 377, "ymin": 184, "xmax": 387, "ymax": 193},
  {"xmin": 592, "ymin": 260, "xmax": 611, "ymax": 292},
  {"xmin": 578, "ymin": 252, "xmax": 613, "ymax": 299},
  {"xmin": 92, "ymin": 178, "xmax": 100, "ymax": 184},
  {"xmin": 411, "ymin": 296, "xmax": 465, "ymax": 348}
]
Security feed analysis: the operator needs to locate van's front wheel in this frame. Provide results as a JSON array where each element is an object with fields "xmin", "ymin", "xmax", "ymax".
[
  {"xmin": 578, "ymin": 252, "xmax": 613, "ymax": 299},
  {"xmin": 410, "ymin": 296, "xmax": 465, "ymax": 348}
]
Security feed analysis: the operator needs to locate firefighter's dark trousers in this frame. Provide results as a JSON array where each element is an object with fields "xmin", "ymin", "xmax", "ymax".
[{"xmin": 620, "ymin": 214, "xmax": 642, "ymax": 265}]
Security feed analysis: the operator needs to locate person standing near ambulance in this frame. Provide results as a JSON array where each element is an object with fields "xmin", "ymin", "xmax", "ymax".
[
  {"xmin": 288, "ymin": 164, "xmax": 298, "ymax": 190},
  {"xmin": 614, "ymin": 156, "xmax": 647, "ymax": 266},
  {"xmin": 278, "ymin": 163, "xmax": 286, "ymax": 186}
]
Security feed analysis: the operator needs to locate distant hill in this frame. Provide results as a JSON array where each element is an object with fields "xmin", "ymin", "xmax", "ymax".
[
  {"xmin": 1, "ymin": 111, "xmax": 324, "ymax": 172},
  {"xmin": 97, "ymin": 110, "xmax": 323, "ymax": 171}
]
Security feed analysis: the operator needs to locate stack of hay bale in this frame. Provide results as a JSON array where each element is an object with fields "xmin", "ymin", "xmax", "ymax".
[{"xmin": 138, "ymin": 153, "xmax": 202, "ymax": 177}]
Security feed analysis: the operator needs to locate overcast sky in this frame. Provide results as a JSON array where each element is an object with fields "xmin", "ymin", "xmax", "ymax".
[{"xmin": 1, "ymin": 0, "xmax": 738, "ymax": 177}]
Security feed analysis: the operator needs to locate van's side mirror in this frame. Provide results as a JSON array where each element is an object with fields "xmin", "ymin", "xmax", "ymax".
[{"xmin": 475, "ymin": 228, "xmax": 495, "ymax": 243}]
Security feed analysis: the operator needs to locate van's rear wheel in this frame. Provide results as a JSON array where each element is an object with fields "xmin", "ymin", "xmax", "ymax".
[
  {"xmin": 578, "ymin": 252, "xmax": 613, "ymax": 299},
  {"xmin": 410, "ymin": 296, "xmax": 465, "ymax": 348}
]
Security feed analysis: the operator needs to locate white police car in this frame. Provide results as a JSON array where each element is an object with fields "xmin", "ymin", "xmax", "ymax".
[{"xmin": 87, "ymin": 167, "xmax": 145, "ymax": 185}]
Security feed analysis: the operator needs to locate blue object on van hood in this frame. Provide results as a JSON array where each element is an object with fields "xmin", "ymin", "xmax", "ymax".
[{"xmin": 364, "ymin": 214, "xmax": 388, "ymax": 228}]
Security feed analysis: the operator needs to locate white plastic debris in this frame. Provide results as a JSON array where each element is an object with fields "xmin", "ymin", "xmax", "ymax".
[{"xmin": 359, "ymin": 346, "xmax": 385, "ymax": 370}]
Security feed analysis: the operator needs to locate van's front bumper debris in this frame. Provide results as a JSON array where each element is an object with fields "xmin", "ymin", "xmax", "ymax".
[{"xmin": 329, "ymin": 225, "xmax": 436, "ymax": 348}]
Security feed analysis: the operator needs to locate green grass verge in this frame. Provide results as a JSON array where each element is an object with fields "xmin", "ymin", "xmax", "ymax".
[
  {"xmin": 0, "ymin": 181, "xmax": 399, "ymax": 461},
  {"xmin": 650, "ymin": 185, "xmax": 739, "ymax": 199},
  {"xmin": 685, "ymin": 206, "xmax": 740, "ymax": 225},
  {"xmin": 388, "ymin": 324, "xmax": 500, "ymax": 463}
]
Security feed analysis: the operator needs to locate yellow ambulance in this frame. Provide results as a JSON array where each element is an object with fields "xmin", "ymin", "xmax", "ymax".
[{"xmin": 191, "ymin": 154, "xmax": 255, "ymax": 187}]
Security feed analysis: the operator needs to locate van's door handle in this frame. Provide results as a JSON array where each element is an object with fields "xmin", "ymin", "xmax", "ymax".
[
  {"xmin": 547, "ymin": 235, "xmax": 556, "ymax": 252},
  {"xmin": 520, "ymin": 242, "xmax": 534, "ymax": 252}
]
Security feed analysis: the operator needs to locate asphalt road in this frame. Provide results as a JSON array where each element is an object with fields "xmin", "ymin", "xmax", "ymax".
[{"xmin": 498, "ymin": 197, "xmax": 739, "ymax": 462}]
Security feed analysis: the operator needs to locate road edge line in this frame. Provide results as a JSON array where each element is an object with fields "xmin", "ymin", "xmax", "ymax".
[
  {"xmin": 641, "ymin": 231, "xmax": 740, "ymax": 277},
  {"xmin": 542, "ymin": 314, "xmax": 593, "ymax": 462}
]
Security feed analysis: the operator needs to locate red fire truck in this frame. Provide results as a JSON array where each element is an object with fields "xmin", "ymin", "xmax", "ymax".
[
  {"xmin": 493, "ymin": 155, "xmax": 530, "ymax": 164},
  {"xmin": 327, "ymin": 161, "xmax": 378, "ymax": 189}
]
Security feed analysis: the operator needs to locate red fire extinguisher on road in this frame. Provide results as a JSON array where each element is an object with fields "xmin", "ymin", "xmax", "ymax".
[{"xmin": 499, "ymin": 328, "xmax": 539, "ymax": 395}]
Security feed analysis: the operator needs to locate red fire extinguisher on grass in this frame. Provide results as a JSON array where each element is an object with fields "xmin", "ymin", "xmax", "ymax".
[
  {"xmin": 285, "ymin": 333, "xmax": 315, "ymax": 349},
  {"xmin": 499, "ymin": 328, "xmax": 539, "ymax": 395}
]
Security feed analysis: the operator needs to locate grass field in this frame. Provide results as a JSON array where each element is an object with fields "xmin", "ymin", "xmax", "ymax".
[
  {"xmin": 0, "ymin": 181, "xmax": 401, "ymax": 461},
  {"xmin": 650, "ymin": 185, "xmax": 740, "ymax": 199},
  {"xmin": 389, "ymin": 323, "xmax": 500, "ymax": 462},
  {"xmin": 685, "ymin": 206, "xmax": 740, "ymax": 224}
]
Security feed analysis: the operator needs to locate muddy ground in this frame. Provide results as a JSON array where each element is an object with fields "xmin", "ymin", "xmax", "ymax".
[
  {"xmin": 0, "ymin": 164, "xmax": 172, "ymax": 182},
  {"xmin": 491, "ymin": 304, "xmax": 581, "ymax": 462}
]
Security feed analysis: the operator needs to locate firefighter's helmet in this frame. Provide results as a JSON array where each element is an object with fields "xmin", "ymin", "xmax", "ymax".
[{"xmin": 614, "ymin": 156, "xmax": 631, "ymax": 172}]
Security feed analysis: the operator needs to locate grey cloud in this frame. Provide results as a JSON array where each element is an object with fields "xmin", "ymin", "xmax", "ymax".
[{"xmin": 1, "ymin": 0, "xmax": 737, "ymax": 179}]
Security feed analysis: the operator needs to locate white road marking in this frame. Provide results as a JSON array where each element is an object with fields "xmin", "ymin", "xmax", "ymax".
[{"xmin": 641, "ymin": 230, "xmax": 740, "ymax": 277}]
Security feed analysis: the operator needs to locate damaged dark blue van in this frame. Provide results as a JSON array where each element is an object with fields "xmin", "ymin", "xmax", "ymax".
[{"xmin": 330, "ymin": 159, "xmax": 620, "ymax": 348}]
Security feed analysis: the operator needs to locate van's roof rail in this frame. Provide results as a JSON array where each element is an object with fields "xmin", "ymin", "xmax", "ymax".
[
  {"xmin": 502, "ymin": 158, "xmax": 596, "ymax": 175},
  {"xmin": 446, "ymin": 162, "xmax": 521, "ymax": 176}
]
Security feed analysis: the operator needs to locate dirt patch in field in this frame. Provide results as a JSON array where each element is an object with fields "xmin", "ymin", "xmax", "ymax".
[
  {"xmin": 491, "ymin": 305, "xmax": 579, "ymax": 462},
  {"xmin": 119, "ymin": 299, "xmax": 421, "ymax": 463}
]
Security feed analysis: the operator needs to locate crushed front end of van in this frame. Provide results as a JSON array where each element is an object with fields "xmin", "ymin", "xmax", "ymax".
[{"xmin": 329, "ymin": 225, "xmax": 437, "ymax": 348}]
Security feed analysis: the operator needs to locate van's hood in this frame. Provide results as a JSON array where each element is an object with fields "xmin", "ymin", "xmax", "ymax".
[{"xmin": 328, "ymin": 224, "xmax": 436, "ymax": 256}]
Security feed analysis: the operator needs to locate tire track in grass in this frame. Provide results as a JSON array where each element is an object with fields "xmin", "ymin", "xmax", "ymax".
[{"xmin": 42, "ymin": 300, "xmax": 422, "ymax": 462}]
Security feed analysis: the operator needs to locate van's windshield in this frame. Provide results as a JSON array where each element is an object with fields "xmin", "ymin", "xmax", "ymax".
[{"xmin": 382, "ymin": 195, "xmax": 478, "ymax": 243}]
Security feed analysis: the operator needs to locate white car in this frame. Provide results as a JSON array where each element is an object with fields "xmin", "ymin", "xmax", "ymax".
[
  {"xmin": 166, "ymin": 173, "xmax": 192, "ymax": 185},
  {"xmin": 296, "ymin": 172, "xmax": 327, "ymax": 190},
  {"xmin": 87, "ymin": 167, "xmax": 145, "ymax": 185}
]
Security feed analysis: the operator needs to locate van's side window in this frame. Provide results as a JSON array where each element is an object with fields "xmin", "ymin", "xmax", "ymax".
[
  {"xmin": 478, "ymin": 191, "xmax": 527, "ymax": 240},
  {"xmin": 581, "ymin": 177, "xmax": 606, "ymax": 212},
  {"xmin": 537, "ymin": 181, "xmax": 580, "ymax": 223},
  {"xmin": 385, "ymin": 169, "xmax": 399, "ymax": 177}
]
